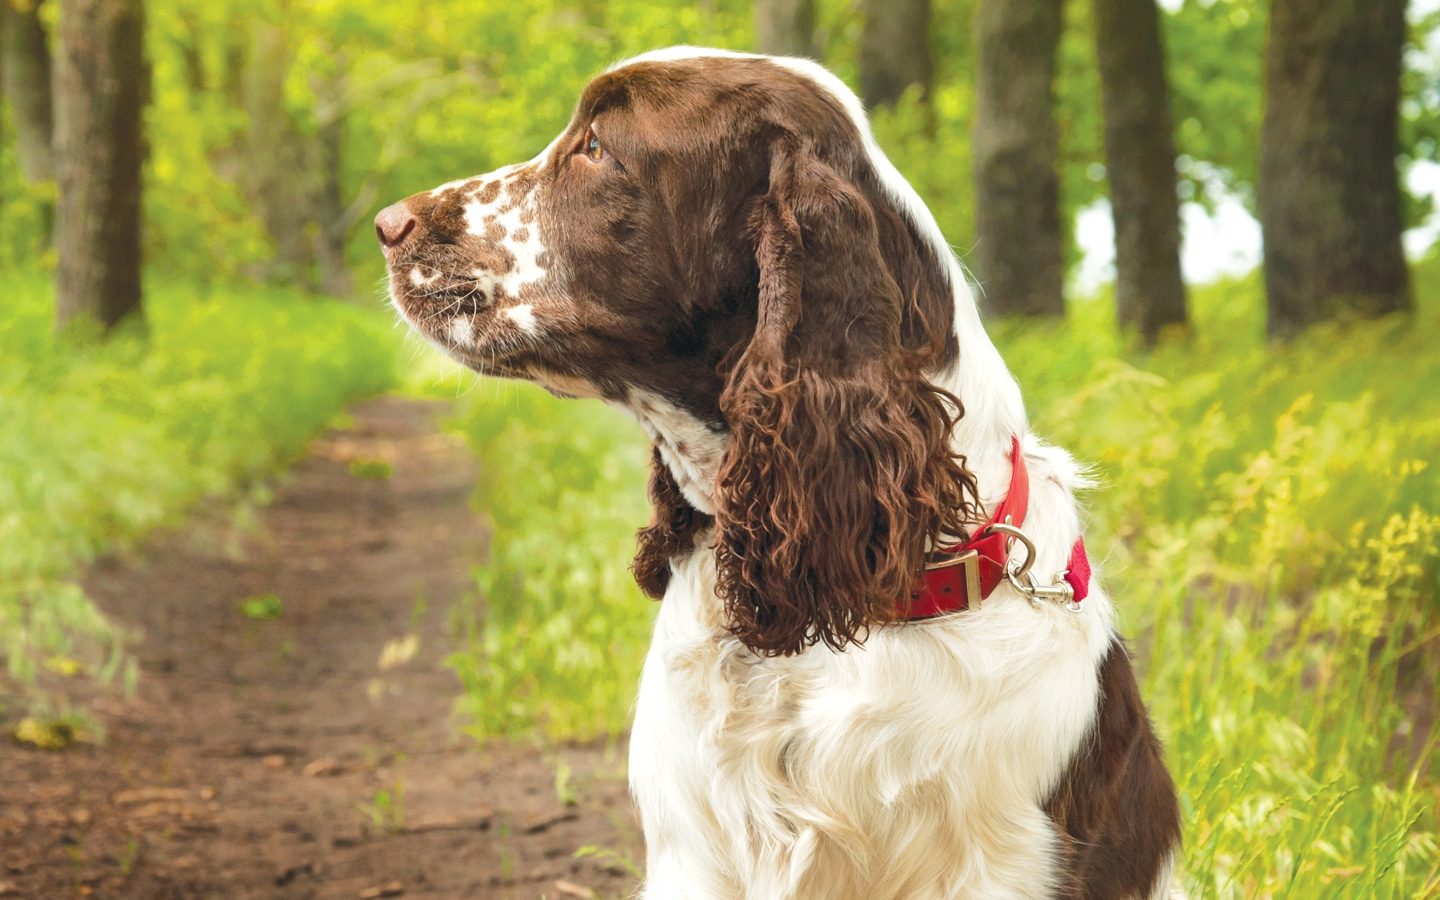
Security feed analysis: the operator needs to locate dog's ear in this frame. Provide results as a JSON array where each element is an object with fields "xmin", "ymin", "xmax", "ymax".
[
  {"xmin": 713, "ymin": 141, "xmax": 978, "ymax": 656},
  {"xmin": 634, "ymin": 444, "xmax": 711, "ymax": 599}
]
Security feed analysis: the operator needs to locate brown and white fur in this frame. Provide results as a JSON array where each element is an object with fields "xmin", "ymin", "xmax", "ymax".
[{"xmin": 377, "ymin": 47, "xmax": 1181, "ymax": 899}]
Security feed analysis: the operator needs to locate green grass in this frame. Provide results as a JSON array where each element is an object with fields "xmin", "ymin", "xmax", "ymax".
[
  {"xmin": 997, "ymin": 265, "xmax": 1440, "ymax": 897},
  {"xmin": 0, "ymin": 270, "xmax": 397, "ymax": 699},
  {"xmin": 446, "ymin": 387, "xmax": 652, "ymax": 740},
  {"xmin": 238, "ymin": 594, "xmax": 285, "ymax": 620},
  {"xmin": 446, "ymin": 257, "xmax": 1440, "ymax": 897}
]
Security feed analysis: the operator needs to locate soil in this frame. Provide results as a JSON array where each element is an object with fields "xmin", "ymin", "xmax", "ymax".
[{"xmin": 0, "ymin": 397, "xmax": 643, "ymax": 899}]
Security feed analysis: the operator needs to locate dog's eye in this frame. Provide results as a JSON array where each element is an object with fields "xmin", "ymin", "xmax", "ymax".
[{"xmin": 583, "ymin": 130, "xmax": 608, "ymax": 162}]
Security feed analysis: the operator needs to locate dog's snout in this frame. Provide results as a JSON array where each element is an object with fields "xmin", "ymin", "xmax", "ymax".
[{"xmin": 375, "ymin": 203, "xmax": 418, "ymax": 249}]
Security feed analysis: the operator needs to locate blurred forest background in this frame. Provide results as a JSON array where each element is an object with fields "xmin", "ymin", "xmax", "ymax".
[{"xmin": 3, "ymin": 0, "xmax": 1440, "ymax": 897}]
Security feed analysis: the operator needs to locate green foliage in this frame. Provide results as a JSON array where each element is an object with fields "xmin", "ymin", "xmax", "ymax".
[
  {"xmin": 347, "ymin": 458, "xmax": 394, "ymax": 480},
  {"xmin": 0, "ymin": 104, "xmax": 54, "ymax": 272},
  {"xmin": 0, "ymin": 270, "xmax": 396, "ymax": 693},
  {"xmin": 1162, "ymin": 0, "xmax": 1266, "ymax": 206},
  {"xmin": 575, "ymin": 844, "xmax": 643, "ymax": 879},
  {"xmin": 8, "ymin": 0, "xmax": 1438, "ymax": 283},
  {"xmin": 237, "ymin": 594, "xmax": 285, "ymax": 620},
  {"xmin": 997, "ymin": 259, "xmax": 1440, "ymax": 897},
  {"xmin": 870, "ymin": 85, "xmax": 978, "ymax": 259},
  {"xmin": 131, "ymin": 0, "xmax": 757, "ymax": 286},
  {"xmin": 447, "ymin": 385, "xmax": 652, "ymax": 740},
  {"xmin": 446, "ymin": 256, "xmax": 1440, "ymax": 896},
  {"xmin": 10, "ymin": 711, "xmax": 95, "ymax": 751},
  {"xmin": 359, "ymin": 775, "xmax": 408, "ymax": 834},
  {"xmin": 1403, "ymin": 6, "xmax": 1440, "ymax": 230}
]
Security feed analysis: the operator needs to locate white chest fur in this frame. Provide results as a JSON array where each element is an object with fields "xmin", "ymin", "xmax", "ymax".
[{"xmin": 629, "ymin": 526, "xmax": 1117, "ymax": 900}]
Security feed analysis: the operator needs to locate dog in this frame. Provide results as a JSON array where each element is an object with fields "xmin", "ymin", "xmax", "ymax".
[{"xmin": 377, "ymin": 47, "xmax": 1181, "ymax": 899}]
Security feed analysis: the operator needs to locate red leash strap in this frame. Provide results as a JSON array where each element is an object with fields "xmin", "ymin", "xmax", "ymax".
[
  {"xmin": 902, "ymin": 436, "xmax": 1090, "ymax": 618},
  {"xmin": 1064, "ymin": 537, "xmax": 1091, "ymax": 605}
]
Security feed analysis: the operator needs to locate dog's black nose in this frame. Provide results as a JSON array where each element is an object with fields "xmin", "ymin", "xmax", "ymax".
[{"xmin": 375, "ymin": 203, "xmax": 417, "ymax": 249}]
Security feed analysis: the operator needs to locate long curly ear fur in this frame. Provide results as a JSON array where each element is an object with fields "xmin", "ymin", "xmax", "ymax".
[
  {"xmin": 634, "ymin": 444, "xmax": 712, "ymax": 599},
  {"xmin": 715, "ymin": 143, "xmax": 978, "ymax": 656}
]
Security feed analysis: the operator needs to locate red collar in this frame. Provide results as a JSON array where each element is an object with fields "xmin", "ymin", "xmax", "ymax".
[{"xmin": 902, "ymin": 437, "xmax": 1090, "ymax": 618}]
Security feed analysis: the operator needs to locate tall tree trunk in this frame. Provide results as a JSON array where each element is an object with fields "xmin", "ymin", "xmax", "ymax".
[
  {"xmin": 755, "ymin": 0, "xmax": 817, "ymax": 58},
  {"xmin": 2, "ymin": 0, "xmax": 54, "ymax": 183},
  {"xmin": 1259, "ymin": 0, "xmax": 1410, "ymax": 340},
  {"xmin": 53, "ymin": 0, "xmax": 145, "ymax": 332},
  {"xmin": 220, "ymin": 24, "xmax": 362, "ymax": 295},
  {"xmin": 971, "ymin": 0, "xmax": 1065, "ymax": 318},
  {"xmin": 1094, "ymin": 0, "xmax": 1187, "ymax": 342},
  {"xmin": 859, "ymin": 0, "xmax": 930, "ymax": 107},
  {"xmin": 312, "ymin": 67, "xmax": 352, "ymax": 298},
  {"xmin": 239, "ymin": 22, "xmax": 314, "ymax": 286}
]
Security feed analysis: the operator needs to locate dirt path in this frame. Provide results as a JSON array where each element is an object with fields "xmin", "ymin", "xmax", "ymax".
[{"xmin": 2, "ymin": 397, "xmax": 642, "ymax": 899}]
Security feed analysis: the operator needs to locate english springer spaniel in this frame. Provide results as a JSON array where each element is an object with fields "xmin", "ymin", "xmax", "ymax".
[{"xmin": 377, "ymin": 47, "xmax": 1182, "ymax": 899}]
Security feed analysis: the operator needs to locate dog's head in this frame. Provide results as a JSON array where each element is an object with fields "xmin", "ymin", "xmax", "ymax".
[{"xmin": 379, "ymin": 48, "xmax": 977, "ymax": 655}]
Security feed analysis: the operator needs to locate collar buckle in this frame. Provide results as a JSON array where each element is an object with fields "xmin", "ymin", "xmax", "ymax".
[{"xmin": 924, "ymin": 548, "xmax": 983, "ymax": 610}]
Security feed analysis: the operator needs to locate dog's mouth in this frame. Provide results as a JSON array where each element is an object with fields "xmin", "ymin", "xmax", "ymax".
[
  {"xmin": 387, "ymin": 264, "xmax": 531, "ymax": 370},
  {"xmin": 389, "ymin": 267, "xmax": 476, "ymax": 330}
]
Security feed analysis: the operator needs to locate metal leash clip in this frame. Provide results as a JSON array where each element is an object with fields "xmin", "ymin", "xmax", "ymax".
[{"xmin": 986, "ymin": 522, "xmax": 1083, "ymax": 613}]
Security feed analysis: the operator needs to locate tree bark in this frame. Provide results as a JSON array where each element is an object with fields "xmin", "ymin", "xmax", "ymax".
[
  {"xmin": 755, "ymin": 0, "xmax": 817, "ymax": 58},
  {"xmin": 971, "ymin": 0, "xmax": 1065, "ymax": 318},
  {"xmin": 1094, "ymin": 0, "xmax": 1187, "ymax": 342},
  {"xmin": 1259, "ymin": 0, "xmax": 1410, "ymax": 340},
  {"xmin": 53, "ymin": 0, "xmax": 146, "ymax": 332},
  {"xmin": 859, "ymin": 0, "xmax": 930, "ymax": 108},
  {"xmin": 312, "ymin": 67, "xmax": 353, "ymax": 297},
  {"xmin": 238, "ymin": 22, "xmax": 314, "ymax": 286},
  {"xmin": 2, "ymin": 0, "xmax": 54, "ymax": 183}
]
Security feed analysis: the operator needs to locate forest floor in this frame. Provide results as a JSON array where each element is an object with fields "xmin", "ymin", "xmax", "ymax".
[{"xmin": 1, "ymin": 397, "xmax": 643, "ymax": 899}]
